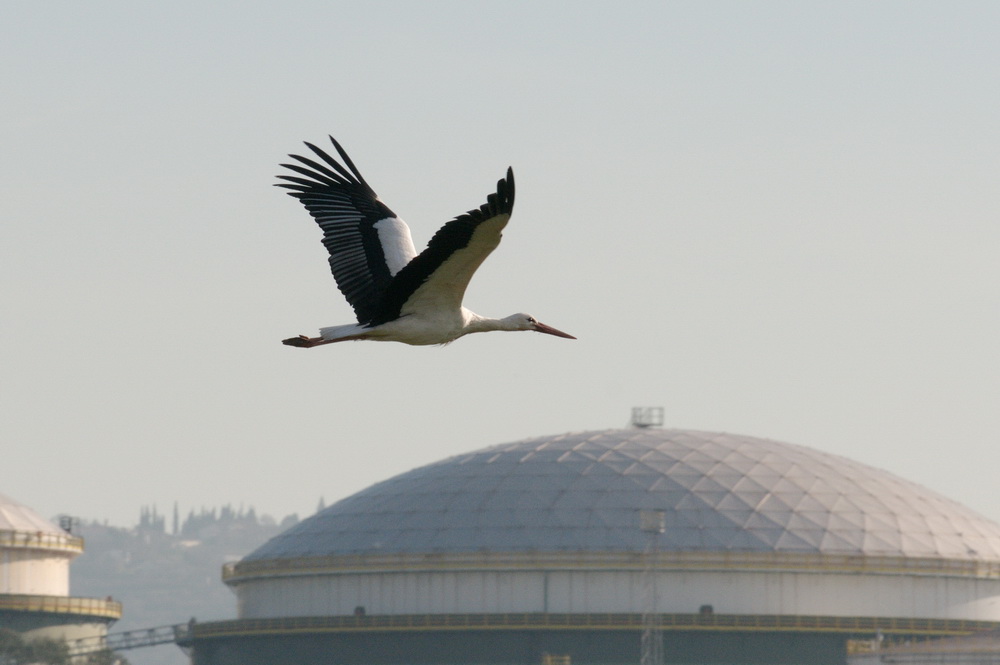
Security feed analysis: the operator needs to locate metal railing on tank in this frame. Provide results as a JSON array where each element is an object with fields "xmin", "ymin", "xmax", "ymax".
[
  {"xmin": 183, "ymin": 612, "xmax": 1000, "ymax": 639},
  {"xmin": 222, "ymin": 549, "xmax": 1000, "ymax": 581},
  {"xmin": 0, "ymin": 594, "xmax": 121, "ymax": 619},
  {"xmin": 0, "ymin": 529, "xmax": 83, "ymax": 553}
]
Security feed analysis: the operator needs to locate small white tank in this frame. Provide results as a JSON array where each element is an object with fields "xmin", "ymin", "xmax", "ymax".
[
  {"xmin": 0, "ymin": 492, "xmax": 120, "ymax": 646},
  {"xmin": 0, "ymin": 492, "xmax": 81, "ymax": 595}
]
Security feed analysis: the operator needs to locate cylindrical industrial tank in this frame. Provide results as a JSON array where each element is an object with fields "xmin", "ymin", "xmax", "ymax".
[
  {"xmin": 0, "ymin": 493, "xmax": 82, "ymax": 596},
  {"xmin": 225, "ymin": 429, "xmax": 1000, "ymax": 623}
]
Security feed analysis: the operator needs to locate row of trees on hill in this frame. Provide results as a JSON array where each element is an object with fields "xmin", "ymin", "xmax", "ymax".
[
  {"xmin": 135, "ymin": 503, "xmax": 302, "ymax": 538},
  {"xmin": 70, "ymin": 502, "xmax": 311, "ymax": 665}
]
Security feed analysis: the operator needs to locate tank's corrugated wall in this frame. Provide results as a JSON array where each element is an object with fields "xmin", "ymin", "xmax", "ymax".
[
  {"xmin": 0, "ymin": 549, "xmax": 70, "ymax": 595},
  {"xmin": 234, "ymin": 567, "xmax": 1000, "ymax": 621}
]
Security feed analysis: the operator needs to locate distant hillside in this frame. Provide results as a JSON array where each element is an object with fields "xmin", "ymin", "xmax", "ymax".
[{"xmin": 69, "ymin": 505, "xmax": 303, "ymax": 665}]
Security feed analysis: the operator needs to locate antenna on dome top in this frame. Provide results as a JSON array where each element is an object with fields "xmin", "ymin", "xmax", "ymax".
[{"xmin": 630, "ymin": 407, "xmax": 664, "ymax": 429}]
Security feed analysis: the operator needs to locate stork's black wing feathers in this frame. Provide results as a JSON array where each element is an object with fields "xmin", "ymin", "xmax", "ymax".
[
  {"xmin": 276, "ymin": 137, "xmax": 400, "ymax": 325},
  {"xmin": 372, "ymin": 168, "xmax": 515, "ymax": 325},
  {"xmin": 278, "ymin": 136, "xmax": 515, "ymax": 327}
]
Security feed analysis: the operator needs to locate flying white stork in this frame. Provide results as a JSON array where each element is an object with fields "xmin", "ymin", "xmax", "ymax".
[{"xmin": 276, "ymin": 137, "xmax": 576, "ymax": 347}]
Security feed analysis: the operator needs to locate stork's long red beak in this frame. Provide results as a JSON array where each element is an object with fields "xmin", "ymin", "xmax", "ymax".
[{"xmin": 533, "ymin": 321, "xmax": 576, "ymax": 339}]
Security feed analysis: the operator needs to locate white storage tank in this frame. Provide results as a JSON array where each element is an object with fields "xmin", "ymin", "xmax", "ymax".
[
  {"xmin": 0, "ymin": 492, "xmax": 80, "ymax": 595},
  {"xmin": 192, "ymin": 429, "xmax": 1000, "ymax": 665},
  {"xmin": 0, "ymin": 492, "xmax": 121, "ymax": 645}
]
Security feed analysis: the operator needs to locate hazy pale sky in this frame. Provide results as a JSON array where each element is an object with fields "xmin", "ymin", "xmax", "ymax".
[{"xmin": 3, "ymin": 1, "xmax": 999, "ymax": 529}]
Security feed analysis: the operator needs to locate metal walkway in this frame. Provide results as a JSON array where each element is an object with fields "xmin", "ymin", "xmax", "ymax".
[{"xmin": 68, "ymin": 623, "xmax": 192, "ymax": 656}]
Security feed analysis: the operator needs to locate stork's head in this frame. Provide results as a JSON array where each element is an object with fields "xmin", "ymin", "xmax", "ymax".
[{"xmin": 505, "ymin": 313, "xmax": 576, "ymax": 339}]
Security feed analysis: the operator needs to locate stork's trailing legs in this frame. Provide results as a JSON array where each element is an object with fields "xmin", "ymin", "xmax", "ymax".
[
  {"xmin": 282, "ymin": 333, "xmax": 370, "ymax": 347},
  {"xmin": 282, "ymin": 335, "xmax": 327, "ymax": 347}
]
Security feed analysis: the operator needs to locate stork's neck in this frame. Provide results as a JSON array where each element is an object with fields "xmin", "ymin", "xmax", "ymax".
[{"xmin": 463, "ymin": 311, "xmax": 518, "ymax": 333}]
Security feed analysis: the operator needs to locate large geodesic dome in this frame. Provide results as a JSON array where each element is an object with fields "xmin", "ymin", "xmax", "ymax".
[{"xmin": 245, "ymin": 429, "xmax": 1000, "ymax": 562}]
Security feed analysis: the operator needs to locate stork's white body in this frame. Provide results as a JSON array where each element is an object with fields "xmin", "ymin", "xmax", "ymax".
[
  {"xmin": 320, "ymin": 309, "xmax": 529, "ymax": 346},
  {"xmin": 276, "ymin": 137, "xmax": 575, "ymax": 347}
]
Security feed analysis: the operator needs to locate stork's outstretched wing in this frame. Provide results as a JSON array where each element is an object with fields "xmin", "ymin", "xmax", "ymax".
[
  {"xmin": 376, "ymin": 168, "xmax": 515, "ymax": 325},
  {"xmin": 276, "ymin": 137, "xmax": 417, "ymax": 325}
]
